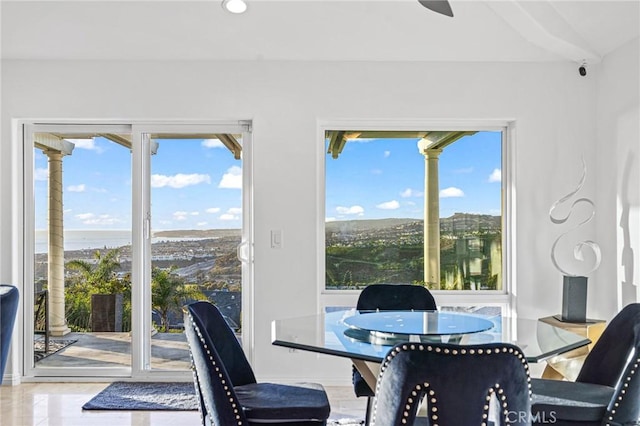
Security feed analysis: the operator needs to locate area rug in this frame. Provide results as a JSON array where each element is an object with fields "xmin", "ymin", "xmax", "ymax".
[
  {"xmin": 83, "ymin": 381, "xmax": 366, "ymax": 422},
  {"xmin": 82, "ymin": 381, "xmax": 198, "ymax": 411}
]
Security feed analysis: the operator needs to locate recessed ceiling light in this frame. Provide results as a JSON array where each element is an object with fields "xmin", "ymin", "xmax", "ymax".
[{"xmin": 222, "ymin": 0, "xmax": 247, "ymax": 14}]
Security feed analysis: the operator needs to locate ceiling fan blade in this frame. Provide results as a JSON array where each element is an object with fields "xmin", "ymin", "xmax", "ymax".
[{"xmin": 418, "ymin": 0, "xmax": 454, "ymax": 17}]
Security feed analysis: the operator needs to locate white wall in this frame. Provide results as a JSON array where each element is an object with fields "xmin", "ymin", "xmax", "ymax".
[
  {"xmin": 595, "ymin": 38, "xmax": 640, "ymax": 314},
  {"xmin": 1, "ymin": 56, "xmax": 635, "ymax": 383}
]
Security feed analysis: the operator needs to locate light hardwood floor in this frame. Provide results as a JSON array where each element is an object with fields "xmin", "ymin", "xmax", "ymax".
[{"xmin": 0, "ymin": 383, "xmax": 365, "ymax": 426}]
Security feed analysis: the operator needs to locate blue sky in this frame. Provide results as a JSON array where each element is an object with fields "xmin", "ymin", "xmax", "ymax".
[
  {"xmin": 34, "ymin": 131, "xmax": 501, "ymax": 231},
  {"xmin": 34, "ymin": 136, "xmax": 242, "ymax": 231},
  {"xmin": 325, "ymin": 131, "xmax": 502, "ymax": 221}
]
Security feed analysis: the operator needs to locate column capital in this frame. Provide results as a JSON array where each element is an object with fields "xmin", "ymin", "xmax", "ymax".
[
  {"xmin": 417, "ymin": 140, "xmax": 443, "ymax": 157},
  {"xmin": 44, "ymin": 149, "xmax": 64, "ymax": 159}
]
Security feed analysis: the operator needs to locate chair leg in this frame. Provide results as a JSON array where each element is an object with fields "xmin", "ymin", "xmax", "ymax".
[{"xmin": 364, "ymin": 397, "xmax": 372, "ymax": 426}]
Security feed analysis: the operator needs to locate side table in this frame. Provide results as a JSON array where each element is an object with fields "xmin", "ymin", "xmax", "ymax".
[{"xmin": 538, "ymin": 315, "xmax": 606, "ymax": 380}]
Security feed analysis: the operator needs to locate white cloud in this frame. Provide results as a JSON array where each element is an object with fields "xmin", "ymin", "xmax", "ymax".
[
  {"xmin": 336, "ymin": 205, "xmax": 365, "ymax": 215},
  {"xmin": 326, "ymin": 217, "xmax": 336, "ymax": 222},
  {"xmin": 197, "ymin": 221, "xmax": 208, "ymax": 227},
  {"xmin": 151, "ymin": 173, "xmax": 211, "ymax": 189},
  {"xmin": 488, "ymin": 168, "xmax": 502, "ymax": 183},
  {"xmin": 74, "ymin": 212, "xmax": 121, "ymax": 226},
  {"xmin": 384, "ymin": 151, "xmax": 391, "ymax": 158},
  {"xmin": 172, "ymin": 211, "xmax": 199, "ymax": 221},
  {"xmin": 202, "ymin": 139, "xmax": 224, "ymax": 149},
  {"xmin": 173, "ymin": 211, "xmax": 189, "ymax": 221},
  {"xmin": 218, "ymin": 166, "xmax": 242, "ymax": 189},
  {"xmin": 400, "ymin": 188, "xmax": 423, "ymax": 198},
  {"xmin": 75, "ymin": 213, "xmax": 95, "ymax": 220},
  {"xmin": 219, "ymin": 207, "xmax": 242, "ymax": 221},
  {"xmin": 66, "ymin": 138, "xmax": 103, "ymax": 153},
  {"xmin": 440, "ymin": 187, "xmax": 465, "ymax": 198},
  {"xmin": 68, "ymin": 184, "xmax": 86, "ymax": 192},
  {"xmin": 206, "ymin": 207, "xmax": 221, "ymax": 214},
  {"xmin": 377, "ymin": 200, "xmax": 400, "ymax": 210},
  {"xmin": 34, "ymin": 168, "xmax": 49, "ymax": 181}
]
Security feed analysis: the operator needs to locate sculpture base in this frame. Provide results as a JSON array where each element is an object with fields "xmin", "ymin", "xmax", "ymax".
[
  {"xmin": 560, "ymin": 275, "xmax": 588, "ymax": 323},
  {"xmin": 552, "ymin": 315, "xmax": 598, "ymax": 324}
]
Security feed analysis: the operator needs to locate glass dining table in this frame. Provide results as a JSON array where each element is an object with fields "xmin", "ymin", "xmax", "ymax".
[{"xmin": 271, "ymin": 308, "xmax": 590, "ymax": 390}]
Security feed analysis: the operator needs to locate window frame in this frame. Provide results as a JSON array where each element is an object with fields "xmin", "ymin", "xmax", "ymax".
[{"xmin": 316, "ymin": 119, "xmax": 516, "ymax": 315}]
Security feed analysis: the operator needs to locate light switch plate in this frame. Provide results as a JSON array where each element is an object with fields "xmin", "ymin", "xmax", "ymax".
[{"xmin": 271, "ymin": 230, "xmax": 283, "ymax": 249}]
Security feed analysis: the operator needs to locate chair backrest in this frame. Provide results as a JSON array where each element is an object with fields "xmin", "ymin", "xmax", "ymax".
[
  {"xmin": 356, "ymin": 284, "xmax": 437, "ymax": 311},
  {"xmin": 372, "ymin": 342, "xmax": 532, "ymax": 426},
  {"xmin": 577, "ymin": 303, "xmax": 640, "ymax": 387},
  {"xmin": 577, "ymin": 303, "xmax": 640, "ymax": 425},
  {"xmin": 184, "ymin": 301, "xmax": 256, "ymax": 425},
  {"xmin": 0, "ymin": 284, "xmax": 19, "ymax": 383}
]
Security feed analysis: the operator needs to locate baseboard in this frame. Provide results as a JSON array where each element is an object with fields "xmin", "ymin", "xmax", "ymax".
[{"xmin": 1, "ymin": 373, "xmax": 21, "ymax": 386}]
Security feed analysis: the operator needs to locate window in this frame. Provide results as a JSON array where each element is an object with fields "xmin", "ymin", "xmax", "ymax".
[{"xmin": 324, "ymin": 129, "xmax": 505, "ymax": 293}]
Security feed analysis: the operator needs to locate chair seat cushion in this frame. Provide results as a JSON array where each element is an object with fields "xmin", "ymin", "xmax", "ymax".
[
  {"xmin": 236, "ymin": 382, "xmax": 331, "ymax": 422},
  {"xmin": 531, "ymin": 378, "xmax": 615, "ymax": 422}
]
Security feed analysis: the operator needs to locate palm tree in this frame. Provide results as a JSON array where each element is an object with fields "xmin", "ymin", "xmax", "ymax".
[
  {"xmin": 151, "ymin": 266, "xmax": 206, "ymax": 332},
  {"xmin": 66, "ymin": 248, "xmax": 128, "ymax": 294},
  {"xmin": 65, "ymin": 248, "xmax": 131, "ymax": 331}
]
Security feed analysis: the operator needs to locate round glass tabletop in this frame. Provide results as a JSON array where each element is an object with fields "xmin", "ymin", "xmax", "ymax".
[{"xmin": 343, "ymin": 310, "xmax": 495, "ymax": 337}]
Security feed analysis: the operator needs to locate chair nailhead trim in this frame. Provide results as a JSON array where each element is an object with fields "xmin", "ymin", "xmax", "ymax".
[
  {"xmin": 186, "ymin": 311, "xmax": 245, "ymax": 425},
  {"xmin": 371, "ymin": 343, "xmax": 532, "ymax": 425},
  {"xmin": 604, "ymin": 357, "xmax": 640, "ymax": 425}
]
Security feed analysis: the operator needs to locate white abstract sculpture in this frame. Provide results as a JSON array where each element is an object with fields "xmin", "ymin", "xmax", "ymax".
[
  {"xmin": 549, "ymin": 157, "xmax": 602, "ymax": 277},
  {"xmin": 549, "ymin": 157, "xmax": 601, "ymax": 322}
]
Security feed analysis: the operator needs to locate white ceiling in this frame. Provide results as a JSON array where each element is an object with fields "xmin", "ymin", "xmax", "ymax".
[{"xmin": 1, "ymin": 0, "xmax": 638, "ymax": 63}]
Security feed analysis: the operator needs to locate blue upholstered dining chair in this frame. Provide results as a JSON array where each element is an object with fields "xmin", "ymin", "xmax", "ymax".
[
  {"xmin": 353, "ymin": 284, "xmax": 437, "ymax": 425},
  {"xmin": 371, "ymin": 341, "xmax": 532, "ymax": 426},
  {"xmin": 1, "ymin": 284, "xmax": 19, "ymax": 384},
  {"xmin": 184, "ymin": 301, "xmax": 331, "ymax": 426},
  {"xmin": 531, "ymin": 302, "xmax": 640, "ymax": 426}
]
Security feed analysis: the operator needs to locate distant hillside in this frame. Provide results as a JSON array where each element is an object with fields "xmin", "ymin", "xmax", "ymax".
[
  {"xmin": 326, "ymin": 218, "xmax": 420, "ymax": 233},
  {"xmin": 154, "ymin": 214, "xmax": 500, "ymax": 240},
  {"xmin": 325, "ymin": 213, "xmax": 502, "ymax": 289},
  {"xmin": 153, "ymin": 229, "xmax": 240, "ymax": 238},
  {"xmin": 326, "ymin": 213, "xmax": 500, "ymax": 237}
]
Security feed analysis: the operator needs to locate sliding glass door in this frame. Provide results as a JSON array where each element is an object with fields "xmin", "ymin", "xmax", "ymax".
[
  {"xmin": 134, "ymin": 125, "xmax": 250, "ymax": 374},
  {"xmin": 24, "ymin": 122, "xmax": 252, "ymax": 379}
]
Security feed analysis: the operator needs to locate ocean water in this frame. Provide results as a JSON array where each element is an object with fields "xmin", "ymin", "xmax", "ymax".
[
  {"xmin": 34, "ymin": 229, "xmax": 205, "ymax": 253},
  {"xmin": 35, "ymin": 230, "xmax": 133, "ymax": 253}
]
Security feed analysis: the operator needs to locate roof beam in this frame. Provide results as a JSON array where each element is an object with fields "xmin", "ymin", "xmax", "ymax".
[
  {"xmin": 34, "ymin": 133, "xmax": 75, "ymax": 155},
  {"xmin": 418, "ymin": 131, "xmax": 477, "ymax": 151},
  {"xmin": 214, "ymin": 134, "xmax": 242, "ymax": 160},
  {"xmin": 326, "ymin": 130, "xmax": 477, "ymax": 159},
  {"xmin": 149, "ymin": 133, "xmax": 242, "ymax": 160}
]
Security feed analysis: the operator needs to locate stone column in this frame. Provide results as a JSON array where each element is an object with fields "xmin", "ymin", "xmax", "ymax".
[
  {"xmin": 418, "ymin": 142, "xmax": 442, "ymax": 289},
  {"xmin": 46, "ymin": 150, "xmax": 71, "ymax": 336}
]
